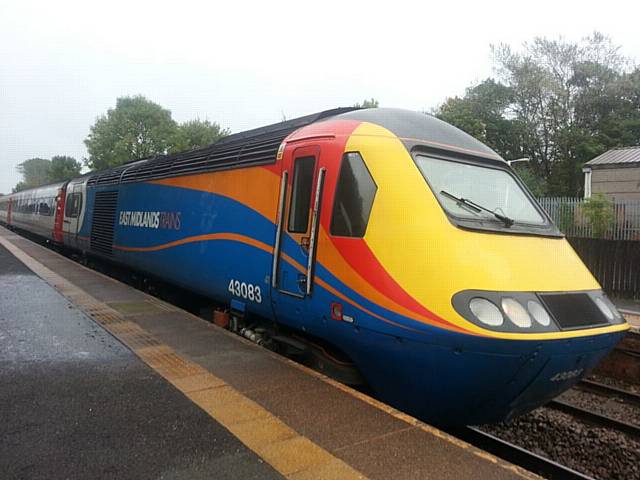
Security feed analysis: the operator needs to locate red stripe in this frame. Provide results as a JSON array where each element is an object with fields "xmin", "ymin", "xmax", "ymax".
[{"xmin": 330, "ymin": 237, "xmax": 451, "ymax": 327}]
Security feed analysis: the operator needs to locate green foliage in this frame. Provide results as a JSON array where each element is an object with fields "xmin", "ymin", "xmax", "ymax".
[
  {"xmin": 583, "ymin": 193, "xmax": 614, "ymax": 238},
  {"xmin": 13, "ymin": 156, "xmax": 83, "ymax": 192},
  {"xmin": 12, "ymin": 181, "xmax": 28, "ymax": 193},
  {"xmin": 49, "ymin": 156, "xmax": 82, "ymax": 182},
  {"xmin": 84, "ymin": 95, "xmax": 177, "ymax": 171},
  {"xmin": 169, "ymin": 119, "xmax": 229, "ymax": 154},
  {"xmin": 435, "ymin": 33, "xmax": 639, "ymax": 197},
  {"xmin": 513, "ymin": 165, "xmax": 547, "ymax": 197},
  {"xmin": 435, "ymin": 79, "xmax": 523, "ymax": 160},
  {"xmin": 353, "ymin": 98, "xmax": 379, "ymax": 108},
  {"xmin": 16, "ymin": 158, "xmax": 51, "ymax": 190}
]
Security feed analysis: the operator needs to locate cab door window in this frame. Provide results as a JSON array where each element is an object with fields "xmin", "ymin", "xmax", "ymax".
[
  {"xmin": 65, "ymin": 193, "xmax": 82, "ymax": 218},
  {"xmin": 288, "ymin": 156, "xmax": 316, "ymax": 233}
]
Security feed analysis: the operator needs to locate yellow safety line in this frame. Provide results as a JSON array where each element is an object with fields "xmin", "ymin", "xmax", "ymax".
[{"xmin": 0, "ymin": 235, "xmax": 366, "ymax": 480}]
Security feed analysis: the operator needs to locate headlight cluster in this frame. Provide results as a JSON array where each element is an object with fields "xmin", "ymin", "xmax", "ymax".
[
  {"xmin": 452, "ymin": 289, "xmax": 623, "ymax": 333},
  {"xmin": 468, "ymin": 297, "xmax": 549, "ymax": 329}
]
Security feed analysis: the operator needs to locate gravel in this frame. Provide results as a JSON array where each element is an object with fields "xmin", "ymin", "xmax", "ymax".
[{"xmin": 481, "ymin": 407, "xmax": 640, "ymax": 480}]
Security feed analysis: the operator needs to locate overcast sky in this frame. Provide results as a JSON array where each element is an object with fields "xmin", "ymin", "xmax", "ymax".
[{"xmin": 1, "ymin": 0, "xmax": 639, "ymax": 194}]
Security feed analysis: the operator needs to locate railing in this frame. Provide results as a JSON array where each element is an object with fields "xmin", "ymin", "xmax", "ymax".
[
  {"xmin": 538, "ymin": 197, "xmax": 640, "ymax": 240},
  {"xmin": 567, "ymin": 238, "xmax": 640, "ymax": 298}
]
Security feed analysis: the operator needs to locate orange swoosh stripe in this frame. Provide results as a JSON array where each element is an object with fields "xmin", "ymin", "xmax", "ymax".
[
  {"xmin": 113, "ymin": 233, "xmax": 273, "ymax": 254},
  {"xmin": 113, "ymin": 233, "xmax": 454, "ymax": 335}
]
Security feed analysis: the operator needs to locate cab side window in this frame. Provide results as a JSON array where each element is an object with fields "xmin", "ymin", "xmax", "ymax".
[
  {"xmin": 65, "ymin": 193, "xmax": 82, "ymax": 218},
  {"xmin": 330, "ymin": 152, "xmax": 377, "ymax": 238},
  {"xmin": 288, "ymin": 156, "xmax": 316, "ymax": 233}
]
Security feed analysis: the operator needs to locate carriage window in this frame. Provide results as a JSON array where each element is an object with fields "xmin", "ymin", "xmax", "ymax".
[
  {"xmin": 330, "ymin": 152, "xmax": 377, "ymax": 237},
  {"xmin": 65, "ymin": 193, "xmax": 82, "ymax": 218},
  {"xmin": 38, "ymin": 200, "xmax": 51, "ymax": 216},
  {"xmin": 288, "ymin": 156, "xmax": 316, "ymax": 233}
]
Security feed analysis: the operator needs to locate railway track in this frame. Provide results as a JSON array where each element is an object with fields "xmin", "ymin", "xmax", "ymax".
[
  {"xmin": 577, "ymin": 378, "xmax": 640, "ymax": 406},
  {"xmin": 449, "ymin": 426, "xmax": 595, "ymax": 480},
  {"xmin": 460, "ymin": 377, "xmax": 640, "ymax": 479},
  {"xmin": 546, "ymin": 398, "xmax": 640, "ymax": 439}
]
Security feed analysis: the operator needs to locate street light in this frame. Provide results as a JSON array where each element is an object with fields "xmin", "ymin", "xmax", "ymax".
[{"xmin": 507, "ymin": 158, "xmax": 530, "ymax": 166}]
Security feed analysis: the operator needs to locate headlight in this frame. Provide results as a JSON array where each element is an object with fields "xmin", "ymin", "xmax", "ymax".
[
  {"xmin": 527, "ymin": 300, "xmax": 551, "ymax": 326},
  {"xmin": 594, "ymin": 297, "xmax": 614, "ymax": 321},
  {"xmin": 501, "ymin": 298, "xmax": 532, "ymax": 328},
  {"xmin": 469, "ymin": 298, "xmax": 504, "ymax": 326}
]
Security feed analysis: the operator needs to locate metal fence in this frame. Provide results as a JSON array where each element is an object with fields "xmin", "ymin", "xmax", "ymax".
[
  {"xmin": 568, "ymin": 238, "xmax": 640, "ymax": 298},
  {"xmin": 538, "ymin": 197, "xmax": 640, "ymax": 240}
]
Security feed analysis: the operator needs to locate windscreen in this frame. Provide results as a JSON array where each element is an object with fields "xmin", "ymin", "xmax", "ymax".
[{"xmin": 415, "ymin": 156, "xmax": 545, "ymax": 225}]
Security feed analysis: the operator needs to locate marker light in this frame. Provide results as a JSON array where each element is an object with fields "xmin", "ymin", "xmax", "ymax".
[
  {"xmin": 502, "ymin": 298, "xmax": 532, "ymax": 328},
  {"xmin": 527, "ymin": 300, "xmax": 551, "ymax": 327},
  {"xmin": 594, "ymin": 297, "xmax": 614, "ymax": 321},
  {"xmin": 469, "ymin": 298, "xmax": 503, "ymax": 326},
  {"xmin": 330, "ymin": 302, "xmax": 343, "ymax": 321}
]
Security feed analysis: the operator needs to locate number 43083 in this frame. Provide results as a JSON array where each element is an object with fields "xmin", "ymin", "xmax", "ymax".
[{"xmin": 228, "ymin": 279, "xmax": 262, "ymax": 303}]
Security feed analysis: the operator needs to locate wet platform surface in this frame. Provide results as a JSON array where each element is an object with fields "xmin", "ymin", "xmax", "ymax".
[
  {"xmin": 0, "ymin": 226, "xmax": 534, "ymax": 480},
  {"xmin": 0, "ymin": 243, "xmax": 281, "ymax": 480}
]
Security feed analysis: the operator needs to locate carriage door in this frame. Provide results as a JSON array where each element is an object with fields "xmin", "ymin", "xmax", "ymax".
[
  {"xmin": 272, "ymin": 146, "xmax": 326, "ymax": 299},
  {"xmin": 62, "ymin": 184, "xmax": 83, "ymax": 245}
]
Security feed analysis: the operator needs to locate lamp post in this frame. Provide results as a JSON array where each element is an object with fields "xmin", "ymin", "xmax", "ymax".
[{"xmin": 507, "ymin": 158, "xmax": 530, "ymax": 166}]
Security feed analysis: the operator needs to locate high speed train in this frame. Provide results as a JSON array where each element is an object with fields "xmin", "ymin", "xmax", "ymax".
[{"xmin": 1, "ymin": 108, "xmax": 628, "ymax": 425}]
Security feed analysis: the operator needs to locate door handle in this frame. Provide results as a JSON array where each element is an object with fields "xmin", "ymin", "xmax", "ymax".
[
  {"xmin": 63, "ymin": 220, "xmax": 70, "ymax": 224},
  {"xmin": 297, "ymin": 275, "xmax": 307, "ymax": 292}
]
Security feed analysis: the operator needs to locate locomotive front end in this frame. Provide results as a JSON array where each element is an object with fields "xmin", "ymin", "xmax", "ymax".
[{"xmin": 330, "ymin": 109, "xmax": 629, "ymax": 425}]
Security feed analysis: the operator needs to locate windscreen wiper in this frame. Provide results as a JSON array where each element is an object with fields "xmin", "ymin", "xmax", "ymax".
[{"xmin": 440, "ymin": 190, "xmax": 514, "ymax": 227}]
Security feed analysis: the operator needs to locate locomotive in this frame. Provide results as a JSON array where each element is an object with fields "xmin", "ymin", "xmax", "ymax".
[{"xmin": 1, "ymin": 107, "xmax": 628, "ymax": 425}]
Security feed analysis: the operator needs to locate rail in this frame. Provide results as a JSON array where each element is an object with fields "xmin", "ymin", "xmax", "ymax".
[
  {"xmin": 577, "ymin": 379, "xmax": 640, "ymax": 406},
  {"xmin": 547, "ymin": 399, "xmax": 640, "ymax": 439},
  {"xmin": 448, "ymin": 426, "xmax": 595, "ymax": 480}
]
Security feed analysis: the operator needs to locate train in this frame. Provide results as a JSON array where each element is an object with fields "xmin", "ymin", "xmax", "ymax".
[{"xmin": 0, "ymin": 107, "xmax": 629, "ymax": 426}]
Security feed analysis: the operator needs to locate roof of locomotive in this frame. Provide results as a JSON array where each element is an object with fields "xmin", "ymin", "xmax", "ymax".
[
  {"xmin": 324, "ymin": 108, "xmax": 502, "ymax": 161},
  {"xmin": 85, "ymin": 107, "xmax": 503, "ymax": 188}
]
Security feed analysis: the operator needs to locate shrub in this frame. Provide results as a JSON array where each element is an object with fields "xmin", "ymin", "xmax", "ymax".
[{"xmin": 583, "ymin": 193, "xmax": 614, "ymax": 238}]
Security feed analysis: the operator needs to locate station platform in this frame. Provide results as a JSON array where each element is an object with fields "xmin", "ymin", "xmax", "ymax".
[{"xmin": 0, "ymin": 226, "xmax": 535, "ymax": 480}]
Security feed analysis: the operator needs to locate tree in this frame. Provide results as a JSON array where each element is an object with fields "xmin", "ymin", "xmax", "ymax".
[
  {"xmin": 353, "ymin": 98, "xmax": 379, "ymax": 108},
  {"xmin": 84, "ymin": 95, "xmax": 177, "ymax": 171},
  {"xmin": 491, "ymin": 33, "xmax": 632, "ymax": 195},
  {"xmin": 512, "ymin": 164, "xmax": 548, "ymax": 197},
  {"xmin": 169, "ymin": 119, "xmax": 229, "ymax": 154},
  {"xmin": 49, "ymin": 156, "xmax": 82, "ymax": 182},
  {"xmin": 435, "ymin": 79, "xmax": 524, "ymax": 160},
  {"xmin": 12, "ymin": 182, "xmax": 28, "ymax": 193},
  {"xmin": 16, "ymin": 158, "xmax": 50, "ymax": 189},
  {"xmin": 435, "ymin": 33, "xmax": 637, "ymax": 197},
  {"xmin": 13, "ymin": 155, "xmax": 83, "ymax": 192}
]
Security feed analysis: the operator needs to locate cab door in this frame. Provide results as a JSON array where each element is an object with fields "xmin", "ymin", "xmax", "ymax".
[
  {"xmin": 7, "ymin": 197, "xmax": 12, "ymax": 225},
  {"xmin": 272, "ymin": 145, "xmax": 326, "ymax": 302},
  {"xmin": 62, "ymin": 184, "xmax": 83, "ymax": 246}
]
